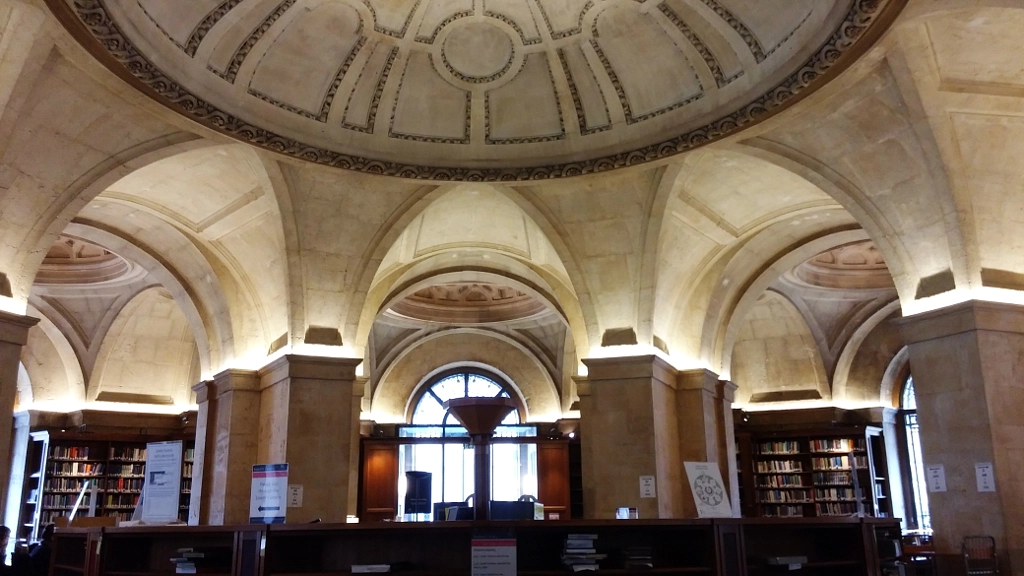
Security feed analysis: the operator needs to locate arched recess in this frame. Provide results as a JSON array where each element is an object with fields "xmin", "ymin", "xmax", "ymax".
[
  {"xmin": 353, "ymin": 183, "xmax": 592, "ymax": 366},
  {"xmin": 730, "ymin": 290, "xmax": 831, "ymax": 405},
  {"xmin": 19, "ymin": 303, "xmax": 85, "ymax": 406},
  {"xmin": 5, "ymin": 133, "xmax": 213, "ymax": 306},
  {"xmin": 708, "ymin": 228, "xmax": 870, "ymax": 377},
  {"xmin": 371, "ymin": 329, "xmax": 561, "ymax": 424},
  {"xmin": 831, "ymin": 299, "xmax": 902, "ymax": 403},
  {"xmin": 89, "ymin": 286, "xmax": 200, "ymax": 405},
  {"xmin": 90, "ymin": 143, "xmax": 291, "ymax": 369},
  {"xmin": 656, "ymin": 146, "xmax": 849, "ymax": 363},
  {"xmin": 61, "ymin": 222, "xmax": 227, "ymax": 377},
  {"xmin": 880, "ymin": 346, "xmax": 911, "ymax": 408}
]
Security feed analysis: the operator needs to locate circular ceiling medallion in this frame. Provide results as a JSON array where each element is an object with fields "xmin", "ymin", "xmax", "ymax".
[
  {"xmin": 388, "ymin": 282, "xmax": 547, "ymax": 323},
  {"xmin": 442, "ymin": 22, "xmax": 514, "ymax": 82}
]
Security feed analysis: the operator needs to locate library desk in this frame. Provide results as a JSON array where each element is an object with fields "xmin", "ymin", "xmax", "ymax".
[{"xmin": 50, "ymin": 517, "xmax": 899, "ymax": 576}]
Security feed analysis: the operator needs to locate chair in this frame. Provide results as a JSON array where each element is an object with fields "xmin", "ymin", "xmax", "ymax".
[{"xmin": 963, "ymin": 535, "xmax": 999, "ymax": 575}]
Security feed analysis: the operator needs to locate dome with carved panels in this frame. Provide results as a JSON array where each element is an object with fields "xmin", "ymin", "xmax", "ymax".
[
  {"xmin": 388, "ymin": 282, "xmax": 547, "ymax": 323},
  {"xmin": 35, "ymin": 236, "xmax": 137, "ymax": 285},
  {"xmin": 54, "ymin": 0, "xmax": 902, "ymax": 179},
  {"xmin": 791, "ymin": 240, "xmax": 894, "ymax": 290}
]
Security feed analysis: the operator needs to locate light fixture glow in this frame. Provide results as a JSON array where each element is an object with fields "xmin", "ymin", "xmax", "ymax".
[
  {"xmin": 0, "ymin": 296, "xmax": 27, "ymax": 315},
  {"xmin": 20, "ymin": 399, "xmax": 198, "ymax": 415},
  {"xmin": 586, "ymin": 344, "xmax": 710, "ymax": 373}
]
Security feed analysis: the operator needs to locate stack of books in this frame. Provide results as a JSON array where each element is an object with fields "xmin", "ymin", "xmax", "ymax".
[
  {"xmin": 562, "ymin": 533, "xmax": 605, "ymax": 572},
  {"xmin": 169, "ymin": 548, "xmax": 204, "ymax": 574},
  {"xmin": 622, "ymin": 545, "xmax": 654, "ymax": 570}
]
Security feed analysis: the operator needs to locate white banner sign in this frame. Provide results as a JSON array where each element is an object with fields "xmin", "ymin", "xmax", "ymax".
[
  {"xmin": 250, "ymin": 463, "xmax": 289, "ymax": 523},
  {"xmin": 142, "ymin": 440, "xmax": 183, "ymax": 523},
  {"xmin": 684, "ymin": 462, "xmax": 733, "ymax": 518}
]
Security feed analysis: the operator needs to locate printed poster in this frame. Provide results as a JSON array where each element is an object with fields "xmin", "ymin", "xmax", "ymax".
[
  {"xmin": 141, "ymin": 440, "xmax": 183, "ymax": 523},
  {"xmin": 250, "ymin": 463, "xmax": 288, "ymax": 524},
  {"xmin": 471, "ymin": 535, "xmax": 516, "ymax": 576},
  {"xmin": 926, "ymin": 464, "xmax": 947, "ymax": 493},
  {"xmin": 684, "ymin": 462, "xmax": 733, "ymax": 518}
]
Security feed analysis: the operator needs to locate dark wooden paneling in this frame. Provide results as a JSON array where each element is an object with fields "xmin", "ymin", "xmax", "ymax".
[
  {"xmin": 537, "ymin": 441, "xmax": 570, "ymax": 520},
  {"xmin": 360, "ymin": 441, "xmax": 398, "ymax": 522}
]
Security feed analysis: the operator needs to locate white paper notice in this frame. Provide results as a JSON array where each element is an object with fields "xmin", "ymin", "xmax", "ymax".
[
  {"xmin": 975, "ymin": 462, "xmax": 996, "ymax": 492},
  {"xmin": 684, "ymin": 462, "xmax": 734, "ymax": 518},
  {"xmin": 288, "ymin": 484, "xmax": 304, "ymax": 507},
  {"xmin": 471, "ymin": 537, "xmax": 516, "ymax": 576},
  {"xmin": 926, "ymin": 464, "xmax": 947, "ymax": 492},
  {"xmin": 141, "ymin": 440, "xmax": 183, "ymax": 523},
  {"xmin": 639, "ymin": 475, "xmax": 656, "ymax": 499}
]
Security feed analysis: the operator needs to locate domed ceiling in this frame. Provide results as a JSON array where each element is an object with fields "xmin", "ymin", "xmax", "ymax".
[
  {"xmin": 387, "ymin": 282, "xmax": 548, "ymax": 323},
  {"xmin": 55, "ymin": 0, "xmax": 903, "ymax": 179},
  {"xmin": 789, "ymin": 240, "xmax": 894, "ymax": 290}
]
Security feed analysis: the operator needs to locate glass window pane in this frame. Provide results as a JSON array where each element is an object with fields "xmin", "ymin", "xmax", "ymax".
[
  {"xmin": 902, "ymin": 376, "xmax": 916, "ymax": 410},
  {"xmin": 467, "ymin": 374, "xmax": 502, "ymax": 398},
  {"xmin": 489, "ymin": 443, "xmax": 538, "ymax": 502},
  {"xmin": 412, "ymin": 394, "xmax": 445, "ymax": 425},
  {"xmin": 501, "ymin": 410, "xmax": 519, "ymax": 425},
  {"xmin": 432, "ymin": 375, "xmax": 467, "ymax": 402},
  {"xmin": 398, "ymin": 443, "xmax": 443, "ymax": 519},
  {"xmin": 905, "ymin": 411, "xmax": 931, "ymax": 532}
]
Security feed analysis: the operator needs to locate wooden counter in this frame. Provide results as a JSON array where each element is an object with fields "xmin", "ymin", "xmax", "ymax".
[{"xmin": 51, "ymin": 517, "xmax": 901, "ymax": 576}]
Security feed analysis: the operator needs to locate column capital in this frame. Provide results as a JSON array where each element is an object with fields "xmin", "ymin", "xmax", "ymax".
[
  {"xmin": 581, "ymin": 354, "xmax": 676, "ymax": 386},
  {"xmin": 895, "ymin": 299, "xmax": 1024, "ymax": 344},
  {"xmin": 212, "ymin": 368, "xmax": 260, "ymax": 398},
  {"xmin": 192, "ymin": 380, "xmax": 214, "ymax": 404},
  {"xmin": 677, "ymin": 368, "xmax": 720, "ymax": 392},
  {"xmin": 259, "ymin": 354, "xmax": 363, "ymax": 388},
  {"xmin": 0, "ymin": 310, "xmax": 39, "ymax": 346},
  {"xmin": 717, "ymin": 379, "xmax": 738, "ymax": 403}
]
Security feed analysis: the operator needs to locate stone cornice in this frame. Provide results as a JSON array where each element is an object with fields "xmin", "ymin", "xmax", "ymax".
[
  {"xmin": 0, "ymin": 310, "xmax": 40, "ymax": 346},
  {"xmin": 258, "ymin": 354, "xmax": 363, "ymax": 389},
  {"xmin": 895, "ymin": 300, "xmax": 1024, "ymax": 344}
]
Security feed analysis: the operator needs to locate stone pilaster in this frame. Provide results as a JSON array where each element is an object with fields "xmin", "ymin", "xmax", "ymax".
[
  {"xmin": 896, "ymin": 300, "xmax": 1024, "ymax": 573},
  {"xmin": 676, "ymin": 370, "xmax": 739, "ymax": 517},
  {"xmin": 191, "ymin": 369, "xmax": 261, "ymax": 525},
  {"xmin": 258, "ymin": 355, "xmax": 362, "ymax": 523},
  {"xmin": 579, "ymin": 355, "xmax": 682, "ymax": 519},
  {"xmin": 0, "ymin": 311, "xmax": 38, "ymax": 515}
]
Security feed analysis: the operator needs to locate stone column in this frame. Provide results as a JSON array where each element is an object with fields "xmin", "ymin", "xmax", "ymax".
[
  {"xmin": 258, "ymin": 355, "xmax": 362, "ymax": 523},
  {"xmin": 896, "ymin": 300, "xmax": 1024, "ymax": 573},
  {"xmin": 579, "ymin": 355, "xmax": 684, "ymax": 519},
  {"xmin": 192, "ymin": 369, "xmax": 261, "ymax": 525},
  {"xmin": 0, "ymin": 311, "xmax": 37, "ymax": 514},
  {"xmin": 676, "ymin": 370, "xmax": 739, "ymax": 517}
]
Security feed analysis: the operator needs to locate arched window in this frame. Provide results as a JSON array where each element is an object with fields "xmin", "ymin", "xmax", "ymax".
[
  {"xmin": 410, "ymin": 371, "xmax": 520, "ymax": 426},
  {"xmin": 900, "ymin": 375, "xmax": 931, "ymax": 532},
  {"xmin": 397, "ymin": 370, "xmax": 538, "ymax": 518}
]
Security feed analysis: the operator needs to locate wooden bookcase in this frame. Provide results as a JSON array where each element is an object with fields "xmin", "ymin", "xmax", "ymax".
[
  {"xmin": 737, "ymin": 426, "xmax": 892, "ymax": 519},
  {"xmin": 52, "ymin": 517, "xmax": 901, "ymax": 576},
  {"xmin": 31, "ymin": 432, "xmax": 195, "ymax": 533}
]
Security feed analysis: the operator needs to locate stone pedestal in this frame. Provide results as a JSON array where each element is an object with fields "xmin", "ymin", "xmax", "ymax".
[
  {"xmin": 258, "ymin": 355, "xmax": 362, "ymax": 523},
  {"xmin": 578, "ymin": 355, "xmax": 737, "ymax": 519},
  {"xmin": 0, "ymin": 311, "xmax": 37, "ymax": 515},
  {"xmin": 191, "ymin": 370, "xmax": 261, "ymax": 525},
  {"xmin": 896, "ymin": 300, "xmax": 1024, "ymax": 573}
]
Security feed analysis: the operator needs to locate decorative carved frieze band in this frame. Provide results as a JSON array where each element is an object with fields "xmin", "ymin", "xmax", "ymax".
[{"xmin": 658, "ymin": 4, "xmax": 741, "ymax": 89}]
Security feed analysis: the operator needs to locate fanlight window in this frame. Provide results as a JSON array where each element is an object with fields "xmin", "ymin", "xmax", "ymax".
[{"xmin": 411, "ymin": 372, "xmax": 520, "ymax": 426}]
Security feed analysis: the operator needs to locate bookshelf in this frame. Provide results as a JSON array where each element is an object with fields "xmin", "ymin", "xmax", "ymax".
[
  {"xmin": 739, "ymin": 427, "xmax": 891, "ymax": 518},
  {"xmin": 30, "ymin": 432, "xmax": 195, "ymax": 532}
]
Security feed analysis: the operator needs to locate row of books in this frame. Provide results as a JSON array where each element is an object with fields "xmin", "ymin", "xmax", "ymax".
[
  {"xmin": 817, "ymin": 502, "xmax": 859, "ymax": 515},
  {"xmin": 50, "ymin": 446, "xmax": 92, "ymax": 460},
  {"xmin": 109, "ymin": 463, "xmax": 146, "ymax": 477},
  {"xmin": 757, "ymin": 441, "xmax": 800, "ymax": 455},
  {"xmin": 809, "ymin": 438, "xmax": 864, "ymax": 452},
  {"xmin": 44, "ymin": 478, "xmax": 98, "ymax": 492},
  {"xmin": 756, "ymin": 461, "xmax": 802, "ymax": 473},
  {"xmin": 761, "ymin": 505, "xmax": 804, "ymax": 518},
  {"xmin": 814, "ymin": 471, "xmax": 854, "ymax": 485},
  {"xmin": 105, "ymin": 494, "xmax": 140, "ymax": 508},
  {"xmin": 756, "ymin": 474, "xmax": 805, "ymax": 487},
  {"xmin": 110, "ymin": 446, "xmax": 147, "ymax": 461},
  {"xmin": 757, "ymin": 489, "xmax": 811, "ymax": 503},
  {"xmin": 107, "ymin": 477, "xmax": 144, "ymax": 492},
  {"xmin": 812, "ymin": 456, "xmax": 851, "ymax": 470},
  {"xmin": 41, "ymin": 493, "xmax": 94, "ymax": 508},
  {"xmin": 47, "ymin": 462, "xmax": 104, "ymax": 476},
  {"xmin": 815, "ymin": 487, "xmax": 856, "ymax": 501}
]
